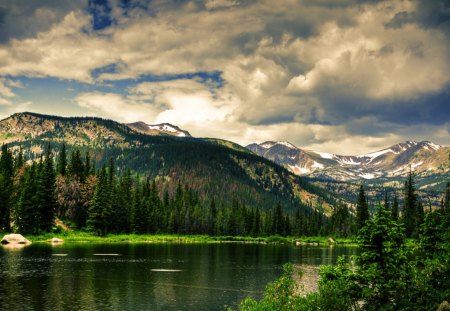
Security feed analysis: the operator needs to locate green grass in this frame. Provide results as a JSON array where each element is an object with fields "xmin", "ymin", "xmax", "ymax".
[{"xmin": 17, "ymin": 231, "xmax": 358, "ymax": 245}]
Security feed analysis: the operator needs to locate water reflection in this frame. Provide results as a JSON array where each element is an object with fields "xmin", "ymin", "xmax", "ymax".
[{"xmin": 0, "ymin": 243, "xmax": 357, "ymax": 310}]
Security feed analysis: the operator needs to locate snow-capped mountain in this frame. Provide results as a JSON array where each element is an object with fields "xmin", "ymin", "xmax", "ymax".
[
  {"xmin": 127, "ymin": 122, "xmax": 191, "ymax": 137},
  {"xmin": 247, "ymin": 140, "xmax": 449, "ymax": 182}
]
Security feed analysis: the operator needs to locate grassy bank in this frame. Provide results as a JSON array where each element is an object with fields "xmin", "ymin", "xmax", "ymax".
[{"xmin": 17, "ymin": 231, "xmax": 358, "ymax": 245}]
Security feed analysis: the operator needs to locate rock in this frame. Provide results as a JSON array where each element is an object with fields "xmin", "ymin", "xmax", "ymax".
[
  {"xmin": 1, "ymin": 234, "xmax": 31, "ymax": 245},
  {"xmin": 296, "ymin": 241, "xmax": 305, "ymax": 246},
  {"xmin": 437, "ymin": 301, "xmax": 450, "ymax": 311},
  {"xmin": 51, "ymin": 237, "xmax": 64, "ymax": 243}
]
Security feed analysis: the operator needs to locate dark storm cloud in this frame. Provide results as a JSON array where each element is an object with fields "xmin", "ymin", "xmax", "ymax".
[
  {"xmin": 386, "ymin": 0, "xmax": 450, "ymax": 32},
  {"xmin": 0, "ymin": 0, "xmax": 86, "ymax": 43}
]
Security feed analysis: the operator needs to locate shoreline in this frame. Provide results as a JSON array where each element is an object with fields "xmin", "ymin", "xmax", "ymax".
[{"xmin": 12, "ymin": 232, "xmax": 358, "ymax": 246}]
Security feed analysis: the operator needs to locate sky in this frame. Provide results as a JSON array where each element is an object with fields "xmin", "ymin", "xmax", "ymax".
[{"xmin": 0, "ymin": 0, "xmax": 449, "ymax": 155}]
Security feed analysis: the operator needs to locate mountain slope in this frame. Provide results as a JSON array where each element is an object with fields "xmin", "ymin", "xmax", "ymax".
[
  {"xmin": 0, "ymin": 112, "xmax": 333, "ymax": 213},
  {"xmin": 127, "ymin": 121, "xmax": 191, "ymax": 137},
  {"xmin": 247, "ymin": 141, "xmax": 449, "ymax": 182}
]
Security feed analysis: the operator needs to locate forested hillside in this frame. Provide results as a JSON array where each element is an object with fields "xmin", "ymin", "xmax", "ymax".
[{"xmin": 0, "ymin": 112, "xmax": 341, "ymax": 235}]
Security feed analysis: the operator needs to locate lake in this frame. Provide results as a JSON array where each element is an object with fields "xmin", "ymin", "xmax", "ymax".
[{"xmin": 0, "ymin": 243, "xmax": 356, "ymax": 310}]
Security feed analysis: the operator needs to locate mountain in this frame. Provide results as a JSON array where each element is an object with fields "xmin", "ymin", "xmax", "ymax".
[
  {"xmin": 247, "ymin": 140, "xmax": 450, "ymax": 198},
  {"xmin": 127, "ymin": 121, "xmax": 191, "ymax": 137},
  {"xmin": 0, "ymin": 112, "xmax": 334, "ymax": 213}
]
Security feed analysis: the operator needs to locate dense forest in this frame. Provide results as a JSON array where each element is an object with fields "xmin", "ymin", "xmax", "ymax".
[
  {"xmin": 1, "ymin": 142, "xmax": 448, "ymax": 239},
  {"xmin": 0, "ymin": 143, "xmax": 324, "ymax": 236}
]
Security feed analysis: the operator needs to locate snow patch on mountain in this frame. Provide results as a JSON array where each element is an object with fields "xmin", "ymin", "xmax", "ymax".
[
  {"xmin": 148, "ymin": 124, "xmax": 187, "ymax": 137},
  {"xmin": 314, "ymin": 151, "xmax": 334, "ymax": 159},
  {"xmin": 339, "ymin": 158, "xmax": 362, "ymax": 165},
  {"xmin": 260, "ymin": 141, "xmax": 297, "ymax": 149},
  {"xmin": 312, "ymin": 161, "xmax": 324, "ymax": 169},
  {"xmin": 288, "ymin": 165, "xmax": 310, "ymax": 175},
  {"xmin": 359, "ymin": 173, "xmax": 376, "ymax": 179},
  {"xmin": 277, "ymin": 141, "xmax": 298, "ymax": 149},
  {"xmin": 358, "ymin": 148, "xmax": 393, "ymax": 160}
]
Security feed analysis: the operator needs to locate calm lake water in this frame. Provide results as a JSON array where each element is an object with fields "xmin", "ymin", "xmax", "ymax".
[{"xmin": 0, "ymin": 243, "xmax": 356, "ymax": 311}]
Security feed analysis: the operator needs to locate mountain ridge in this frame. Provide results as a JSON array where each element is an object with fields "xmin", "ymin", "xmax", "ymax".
[
  {"xmin": 127, "ymin": 121, "xmax": 191, "ymax": 137},
  {"xmin": 0, "ymin": 111, "xmax": 335, "ymax": 214},
  {"xmin": 247, "ymin": 140, "xmax": 450, "ymax": 191}
]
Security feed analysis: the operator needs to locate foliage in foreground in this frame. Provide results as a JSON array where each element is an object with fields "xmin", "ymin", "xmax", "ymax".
[{"xmin": 238, "ymin": 203, "xmax": 450, "ymax": 310}]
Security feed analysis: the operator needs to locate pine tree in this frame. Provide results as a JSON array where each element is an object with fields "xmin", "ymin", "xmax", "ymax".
[
  {"xmin": 56, "ymin": 143, "xmax": 67, "ymax": 176},
  {"xmin": 384, "ymin": 190, "xmax": 390, "ymax": 210},
  {"xmin": 113, "ymin": 170, "xmax": 132, "ymax": 233},
  {"xmin": 68, "ymin": 149, "xmax": 84, "ymax": 182},
  {"xmin": 356, "ymin": 185, "xmax": 370, "ymax": 230},
  {"xmin": 444, "ymin": 182, "xmax": 450, "ymax": 211},
  {"xmin": 39, "ymin": 142, "xmax": 57, "ymax": 232},
  {"xmin": 84, "ymin": 151, "xmax": 91, "ymax": 177},
  {"xmin": 15, "ymin": 163, "xmax": 42, "ymax": 234},
  {"xmin": 14, "ymin": 147, "xmax": 24, "ymax": 171},
  {"xmin": 87, "ymin": 166, "xmax": 110, "ymax": 236},
  {"xmin": 358, "ymin": 203, "xmax": 408, "ymax": 308},
  {"xmin": 403, "ymin": 169, "xmax": 419, "ymax": 237},
  {"xmin": 0, "ymin": 144, "xmax": 14, "ymax": 231},
  {"xmin": 392, "ymin": 192, "xmax": 399, "ymax": 222},
  {"xmin": 272, "ymin": 203, "xmax": 284, "ymax": 235},
  {"xmin": 252, "ymin": 208, "xmax": 261, "ymax": 237}
]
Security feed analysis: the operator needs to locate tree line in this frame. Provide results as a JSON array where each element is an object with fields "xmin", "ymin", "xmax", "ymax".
[
  {"xmin": 0, "ymin": 143, "xmax": 325, "ymax": 236},
  {"xmin": 0, "ymin": 143, "xmax": 449, "ymax": 238}
]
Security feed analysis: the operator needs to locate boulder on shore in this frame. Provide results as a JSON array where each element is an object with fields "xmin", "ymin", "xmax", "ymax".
[
  {"xmin": 437, "ymin": 301, "xmax": 450, "ymax": 311},
  {"xmin": 51, "ymin": 237, "xmax": 64, "ymax": 244},
  {"xmin": 1, "ymin": 234, "xmax": 32, "ymax": 245}
]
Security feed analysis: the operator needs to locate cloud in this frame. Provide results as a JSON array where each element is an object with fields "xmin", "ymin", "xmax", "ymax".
[
  {"xmin": 0, "ymin": 78, "xmax": 25, "ymax": 106},
  {"xmin": 0, "ymin": 101, "xmax": 32, "ymax": 120},
  {"xmin": 0, "ymin": 11, "xmax": 112, "ymax": 82},
  {"xmin": 0, "ymin": 0, "xmax": 87, "ymax": 43},
  {"xmin": 75, "ymin": 92, "xmax": 158, "ymax": 123},
  {"xmin": 0, "ymin": 0, "xmax": 449, "ymax": 153}
]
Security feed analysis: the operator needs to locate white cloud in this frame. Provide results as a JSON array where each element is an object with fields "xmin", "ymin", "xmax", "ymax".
[
  {"xmin": 1, "ymin": 0, "xmax": 449, "ymax": 152},
  {"xmin": 0, "ymin": 11, "xmax": 112, "ymax": 82},
  {"xmin": 0, "ymin": 79, "xmax": 16, "ymax": 98},
  {"xmin": 75, "ymin": 92, "xmax": 158, "ymax": 123},
  {"xmin": 0, "ymin": 101, "xmax": 32, "ymax": 120}
]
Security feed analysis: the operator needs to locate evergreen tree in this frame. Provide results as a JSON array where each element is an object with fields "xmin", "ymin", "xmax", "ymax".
[
  {"xmin": 444, "ymin": 182, "xmax": 450, "ymax": 211},
  {"xmin": 356, "ymin": 185, "xmax": 370, "ymax": 230},
  {"xmin": 56, "ymin": 143, "xmax": 67, "ymax": 176},
  {"xmin": 68, "ymin": 149, "xmax": 84, "ymax": 182},
  {"xmin": 293, "ymin": 207, "xmax": 302, "ymax": 237},
  {"xmin": 392, "ymin": 192, "xmax": 399, "ymax": 221},
  {"xmin": 252, "ymin": 208, "xmax": 261, "ymax": 237},
  {"xmin": 84, "ymin": 151, "xmax": 91, "ymax": 177},
  {"xmin": 39, "ymin": 143, "xmax": 57, "ymax": 232},
  {"xmin": 113, "ymin": 170, "xmax": 132, "ymax": 233},
  {"xmin": 383, "ymin": 190, "xmax": 390, "ymax": 210},
  {"xmin": 0, "ymin": 144, "xmax": 14, "ymax": 231},
  {"xmin": 358, "ymin": 204, "xmax": 409, "ymax": 308},
  {"xmin": 15, "ymin": 163, "xmax": 42, "ymax": 234},
  {"xmin": 14, "ymin": 147, "xmax": 24, "ymax": 171},
  {"xmin": 272, "ymin": 203, "xmax": 284, "ymax": 235},
  {"xmin": 403, "ymin": 169, "xmax": 420, "ymax": 237},
  {"xmin": 87, "ymin": 166, "xmax": 110, "ymax": 235}
]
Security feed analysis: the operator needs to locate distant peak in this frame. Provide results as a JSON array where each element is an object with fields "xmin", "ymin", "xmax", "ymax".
[
  {"xmin": 127, "ymin": 121, "xmax": 191, "ymax": 137},
  {"xmin": 259, "ymin": 141, "xmax": 297, "ymax": 149},
  {"xmin": 419, "ymin": 141, "xmax": 441, "ymax": 151}
]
